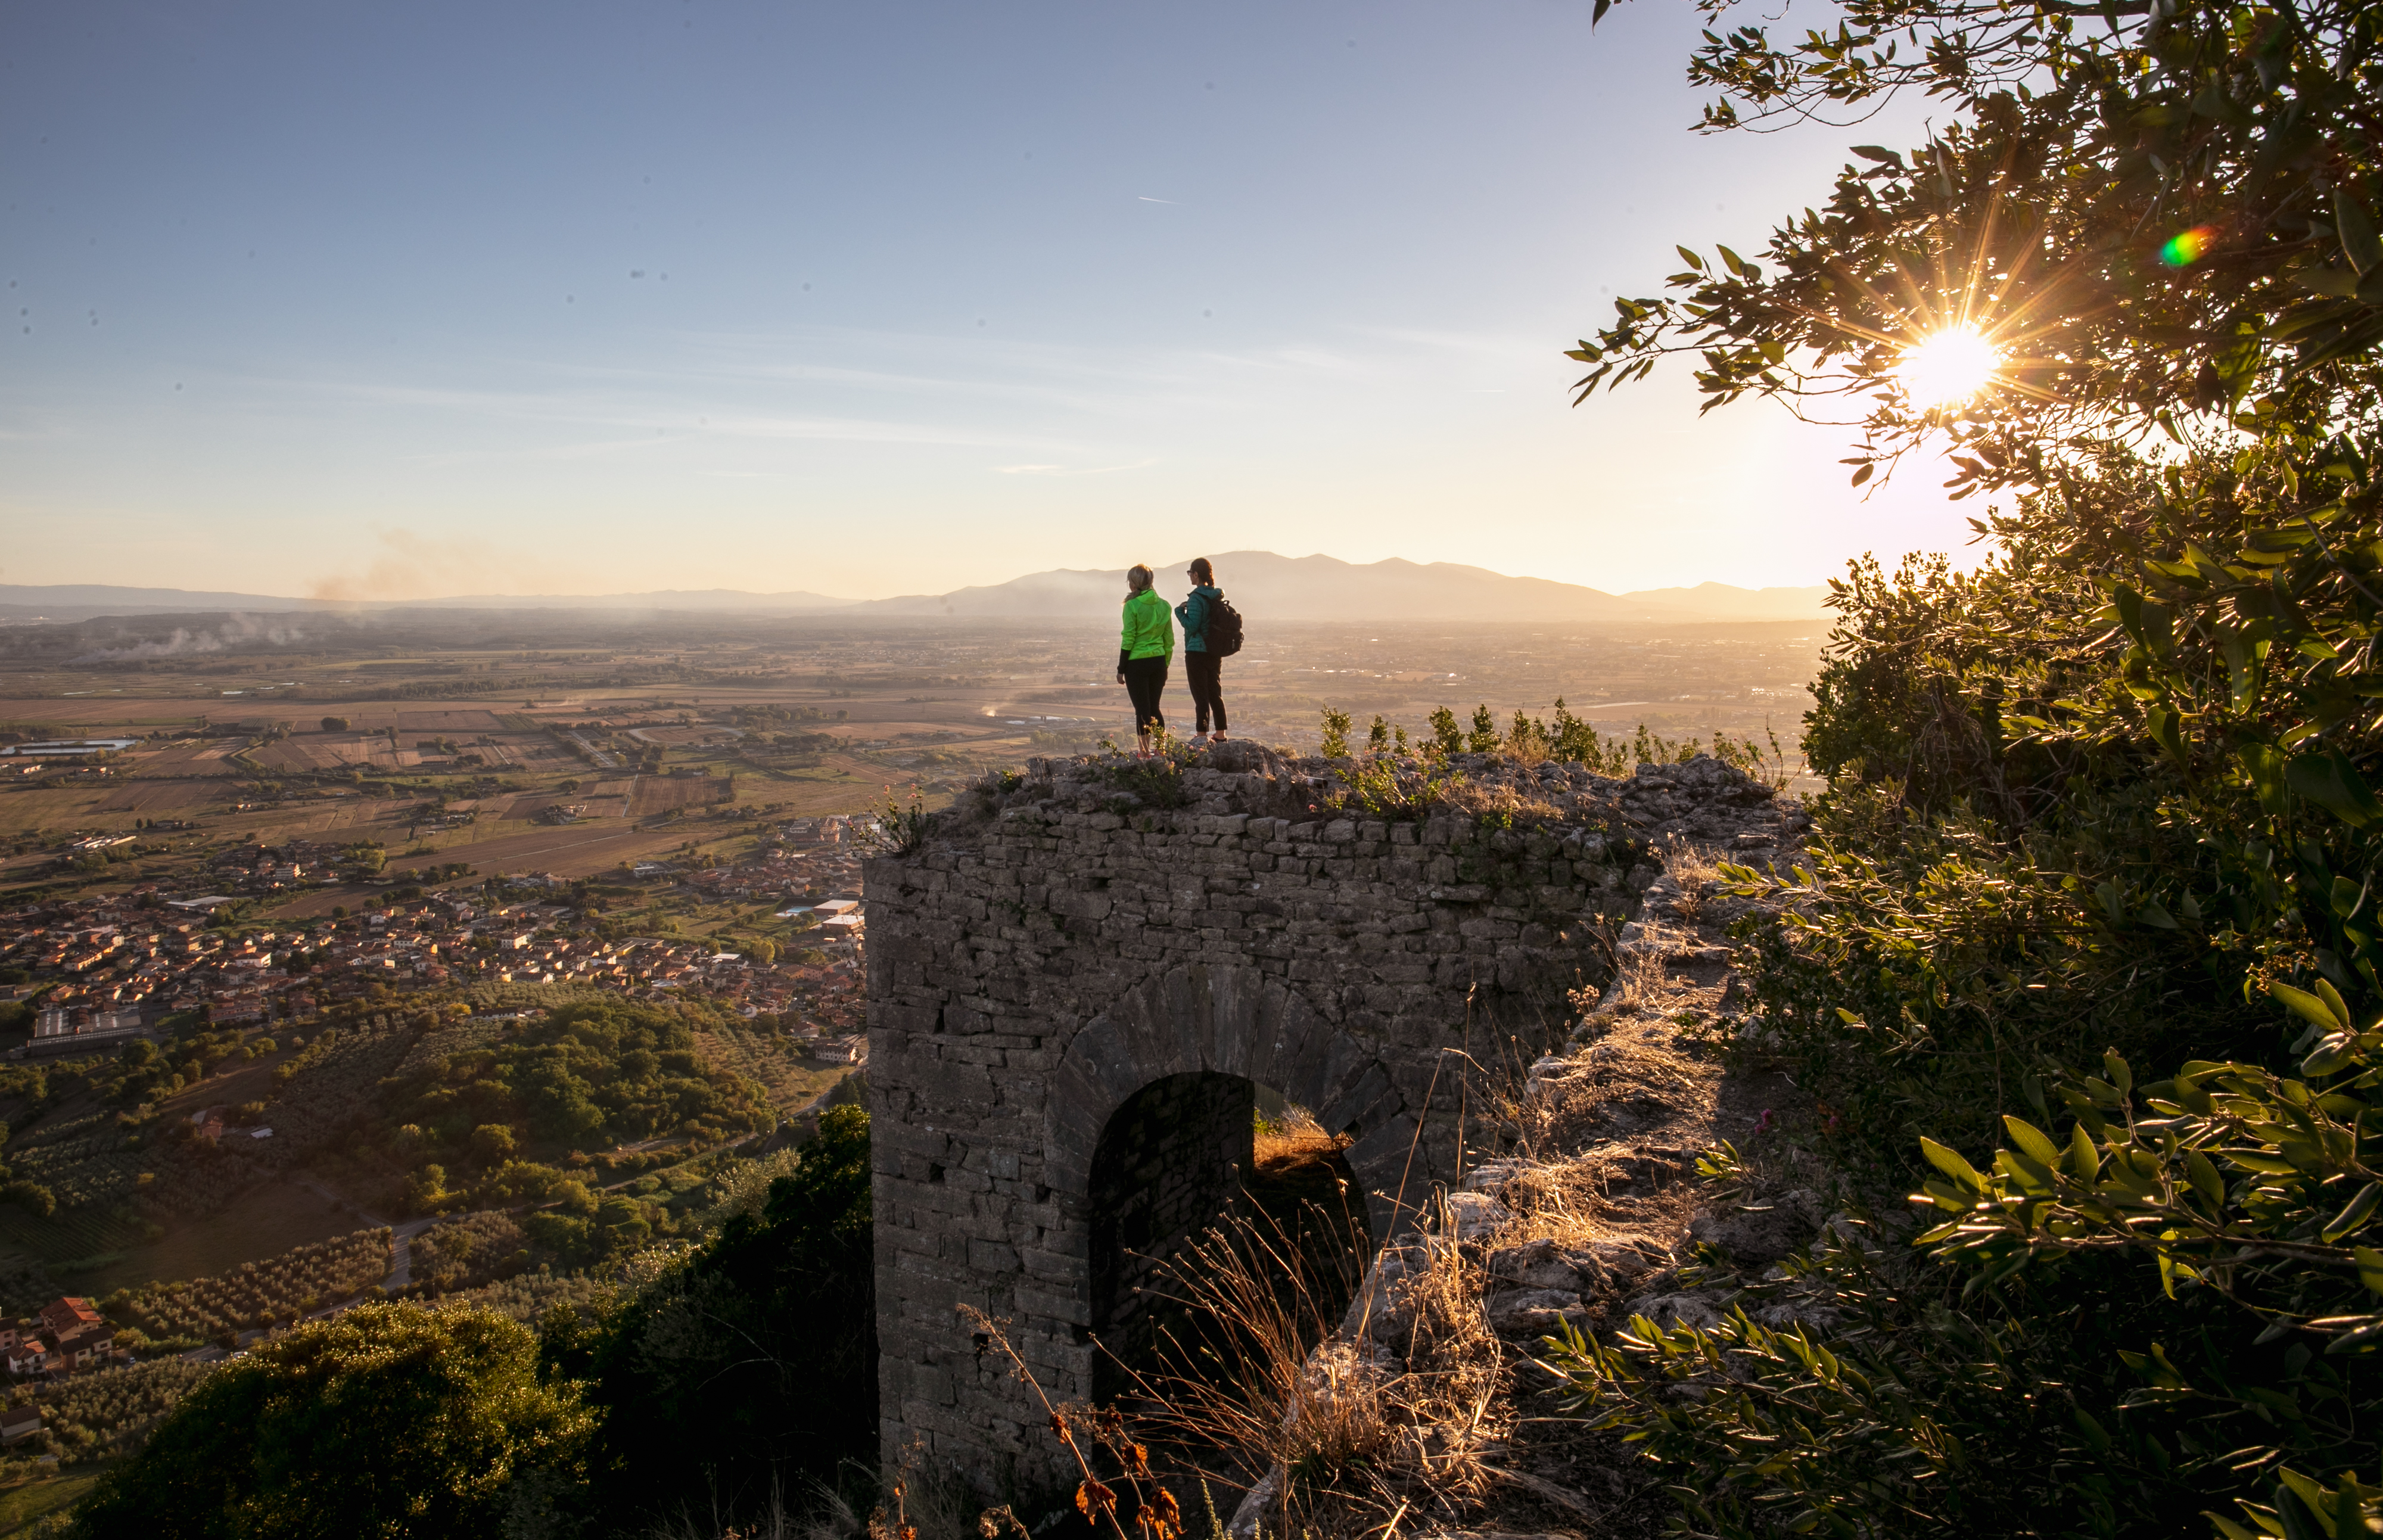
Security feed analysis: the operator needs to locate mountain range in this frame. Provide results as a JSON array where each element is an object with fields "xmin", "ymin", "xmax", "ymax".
[{"xmin": 0, "ymin": 555, "xmax": 1830, "ymax": 626}]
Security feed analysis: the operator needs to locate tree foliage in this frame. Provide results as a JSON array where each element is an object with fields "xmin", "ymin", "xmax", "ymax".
[
  {"xmin": 73, "ymin": 1302, "xmax": 592, "ymax": 1540},
  {"xmin": 1545, "ymin": 0, "xmax": 2383, "ymax": 1533},
  {"xmin": 542, "ymin": 1103, "xmax": 876, "ymax": 1530},
  {"xmin": 387, "ymin": 1000, "xmax": 773, "ymax": 1169},
  {"xmin": 1570, "ymin": 0, "xmax": 2381, "ymax": 493}
]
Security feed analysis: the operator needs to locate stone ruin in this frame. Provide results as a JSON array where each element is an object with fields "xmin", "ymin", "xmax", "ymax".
[{"xmin": 861, "ymin": 742, "xmax": 1790, "ymax": 1494}]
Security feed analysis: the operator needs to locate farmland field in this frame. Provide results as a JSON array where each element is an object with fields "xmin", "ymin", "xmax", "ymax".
[
  {"xmin": 90, "ymin": 779, "xmax": 219, "ymax": 813},
  {"xmin": 393, "ymin": 710, "xmax": 508, "ymax": 732},
  {"xmin": 629, "ymin": 777, "xmax": 731, "ymax": 817},
  {"xmin": 385, "ymin": 822, "xmax": 656, "ymax": 880},
  {"xmin": 250, "ymin": 739, "xmax": 367, "ymax": 772},
  {"xmin": 692, "ymin": 1021, "xmax": 848, "ymax": 1112}
]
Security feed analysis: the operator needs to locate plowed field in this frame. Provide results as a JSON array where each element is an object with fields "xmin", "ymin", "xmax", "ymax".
[
  {"xmin": 394, "ymin": 710, "xmax": 509, "ymax": 732},
  {"xmin": 92, "ymin": 779, "xmax": 219, "ymax": 813},
  {"xmin": 630, "ymin": 776, "xmax": 730, "ymax": 816}
]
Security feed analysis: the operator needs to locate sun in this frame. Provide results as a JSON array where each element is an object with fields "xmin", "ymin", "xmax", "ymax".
[{"xmin": 1897, "ymin": 324, "xmax": 1999, "ymax": 407}]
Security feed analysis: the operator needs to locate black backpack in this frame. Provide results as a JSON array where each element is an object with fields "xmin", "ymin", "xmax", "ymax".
[{"xmin": 1203, "ymin": 592, "xmax": 1245, "ymax": 657}]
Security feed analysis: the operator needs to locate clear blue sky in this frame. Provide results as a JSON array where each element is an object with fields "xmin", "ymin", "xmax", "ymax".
[{"xmin": 0, "ymin": 0, "xmax": 1969, "ymax": 602}]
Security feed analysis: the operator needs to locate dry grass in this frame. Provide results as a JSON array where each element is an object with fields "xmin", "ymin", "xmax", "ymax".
[
  {"xmin": 1113, "ymin": 1207, "xmax": 1507, "ymax": 1540},
  {"xmin": 646, "ymin": 1478, "xmax": 866, "ymax": 1540},
  {"xmin": 1488, "ymin": 1157, "xmax": 1607, "ymax": 1249},
  {"xmin": 1438, "ymin": 780, "xmax": 1564, "ymax": 825},
  {"xmin": 1606, "ymin": 944, "xmax": 1672, "ymax": 1015},
  {"xmin": 1252, "ymin": 1105, "xmax": 1333, "ymax": 1169},
  {"xmin": 1657, "ymin": 835, "xmax": 1723, "ymax": 924}
]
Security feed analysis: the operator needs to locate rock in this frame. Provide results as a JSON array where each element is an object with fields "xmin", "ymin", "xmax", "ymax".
[
  {"xmin": 1626, "ymin": 1290, "xmax": 1726, "ymax": 1333},
  {"xmin": 1687, "ymin": 1191, "xmax": 1821, "ymax": 1268},
  {"xmin": 1752, "ymin": 1295, "xmax": 1845, "ymax": 1333},
  {"xmin": 1462, "ymin": 1159, "xmax": 1526, "ymax": 1194},
  {"xmin": 1577, "ymin": 1237, "xmax": 1666, "ymax": 1283},
  {"xmin": 1485, "ymin": 1237, "xmax": 1595, "ymax": 1291},
  {"xmin": 1486, "ymin": 1287, "xmax": 1585, "ymax": 1332},
  {"xmin": 1440, "ymin": 1190, "xmax": 1511, "ymax": 1240},
  {"xmin": 1523, "ymin": 1054, "xmax": 1578, "ymax": 1099}
]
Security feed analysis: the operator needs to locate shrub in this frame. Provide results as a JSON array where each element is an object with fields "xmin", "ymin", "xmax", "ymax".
[
  {"xmin": 564, "ymin": 1104, "xmax": 875, "ymax": 1530},
  {"xmin": 1534, "ymin": 0, "xmax": 2383, "ymax": 1521},
  {"xmin": 73, "ymin": 1302, "xmax": 593, "ymax": 1540}
]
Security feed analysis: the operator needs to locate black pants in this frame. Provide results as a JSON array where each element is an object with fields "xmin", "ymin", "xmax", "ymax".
[
  {"xmin": 1186, "ymin": 651, "xmax": 1227, "ymax": 732},
  {"xmin": 1123, "ymin": 656, "xmax": 1169, "ymax": 735}
]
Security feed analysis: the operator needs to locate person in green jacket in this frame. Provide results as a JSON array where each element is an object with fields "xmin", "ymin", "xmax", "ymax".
[{"xmin": 1115, "ymin": 564, "xmax": 1175, "ymax": 754}]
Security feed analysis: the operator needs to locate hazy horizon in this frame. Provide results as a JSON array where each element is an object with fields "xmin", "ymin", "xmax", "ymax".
[{"xmin": 0, "ymin": 549, "xmax": 1836, "ymax": 608}]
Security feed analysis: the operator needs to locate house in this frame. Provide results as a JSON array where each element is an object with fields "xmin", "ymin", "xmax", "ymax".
[
  {"xmin": 52, "ymin": 1326, "xmax": 113, "ymax": 1371},
  {"xmin": 5, "ymin": 1340, "xmax": 48, "ymax": 1376},
  {"xmin": 41, "ymin": 1302, "xmax": 108, "ymax": 1364},
  {"xmin": 0, "ymin": 1405, "xmax": 39, "ymax": 1445}
]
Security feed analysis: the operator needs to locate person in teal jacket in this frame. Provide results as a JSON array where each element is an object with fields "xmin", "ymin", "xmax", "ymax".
[
  {"xmin": 1174, "ymin": 556, "xmax": 1228, "ymax": 742},
  {"xmin": 1115, "ymin": 564, "xmax": 1174, "ymax": 754}
]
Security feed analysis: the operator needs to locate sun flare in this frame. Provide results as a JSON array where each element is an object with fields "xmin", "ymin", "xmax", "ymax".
[{"xmin": 1897, "ymin": 324, "xmax": 1999, "ymax": 407}]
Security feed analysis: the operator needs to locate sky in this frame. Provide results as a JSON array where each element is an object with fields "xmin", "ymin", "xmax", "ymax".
[{"xmin": 0, "ymin": 1, "xmax": 1981, "ymax": 603}]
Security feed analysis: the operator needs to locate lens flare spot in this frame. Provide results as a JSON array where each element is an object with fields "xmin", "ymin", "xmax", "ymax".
[
  {"xmin": 2161, "ymin": 226, "xmax": 2217, "ymax": 267},
  {"xmin": 1897, "ymin": 325, "xmax": 1999, "ymax": 407}
]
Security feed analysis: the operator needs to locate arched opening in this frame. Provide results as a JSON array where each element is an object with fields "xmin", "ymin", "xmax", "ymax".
[{"xmin": 1088, "ymin": 1073, "xmax": 1376, "ymax": 1407}]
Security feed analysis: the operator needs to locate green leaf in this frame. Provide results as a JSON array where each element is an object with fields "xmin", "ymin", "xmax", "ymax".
[
  {"xmin": 2186, "ymin": 1148, "xmax": 2226, "ymax": 1211},
  {"xmin": 2286, "ymin": 752, "xmax": 2382, "ymax": 827},
  {"xmin": 2276, "ymin": 1469, "xmax": 2334, "ymax": 1532},
  {"xmin": 2002, "ymin": 1115, "xmax": 2061, "ymax": 1168},
  {"xmin": 2326, "ymin": 1183, "xmax": 2382, "ymax": 1243},
  {"xmin": 2073, "ymin": 1405, "xmax": 2112, "ymax": 1452},
  {"xmin": 2070, "ymin": 1122, "xmax": 2102, "ymax": 1181},
  {"xmin": 2301, "ymin": 1036, "xmax": 2358, "ymax": 1077},
  {"xmin": 2337, "ymin": 188, "xmax": 2383, "ymax": 275},
  {"xmin": 2359, "ymin": 1247, "xmax": 2383, "ymax": 1295},
  {"xmin": 1675, "ymin": 245, "xmax": 1704, "ymax": 271},
  {"xmin": 2241, "ymin": 742, "xmax": 2291, "ymax": 815},
  {"xmin": 1920, "ymin": 1137, "xmax": 1988, "ymax": 1193},
  {"xmin": 2103, "ymin": 1050, "xmax": 2133, "ymax": 1097},
  {"xmin": 2272, "ymin": 981, "xmax": 2350, "ymax": 1032}
]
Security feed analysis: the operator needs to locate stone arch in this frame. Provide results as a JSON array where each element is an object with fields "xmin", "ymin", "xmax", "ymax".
[{"xmin": 1046, "ymin": 963, "xmax": 1423, "ymax": 1266}]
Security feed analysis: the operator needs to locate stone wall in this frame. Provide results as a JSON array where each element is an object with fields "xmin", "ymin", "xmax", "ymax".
[{"xmin": 860, "ymin": 742, "xmax": 1747, "ymax": 1495}]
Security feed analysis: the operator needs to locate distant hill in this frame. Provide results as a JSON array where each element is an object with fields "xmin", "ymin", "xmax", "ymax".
[
  {"xmin": 0, "ymin": 585, "xmax": 857, "ymax": 623},
  {"xmin": 0, "ymin": 561, "xmax": 1829, "ymax": 625},
  {"xmin": 0, "ymin": 584, "xmax": 319, "ymax": 617},
  {"xmin": 860, "ymin": 552, "xmax": 1829, "ymax": 624}
]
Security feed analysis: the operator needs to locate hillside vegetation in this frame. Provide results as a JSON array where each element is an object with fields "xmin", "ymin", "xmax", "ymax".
[
  {"xmin": 58, "ymin": 1105, "xmax": 875, "ymax": 1539},
  {"xmin": 1544, "ymin": 0, "xmax": 2383, "ymax": 1532}
]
